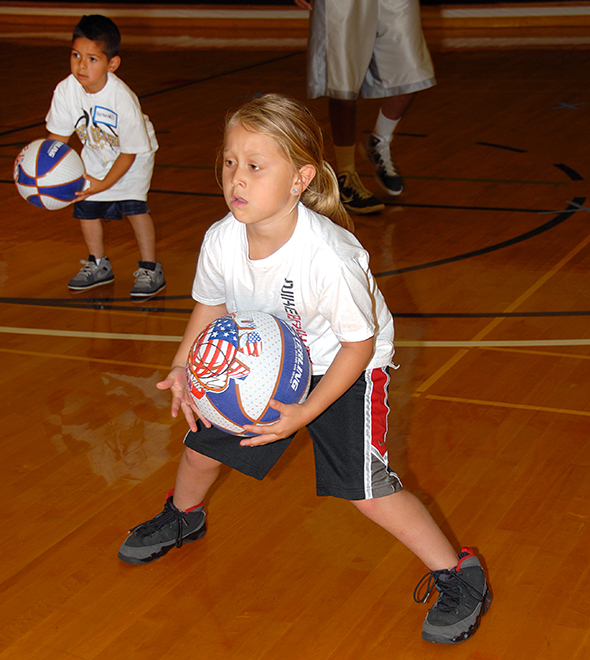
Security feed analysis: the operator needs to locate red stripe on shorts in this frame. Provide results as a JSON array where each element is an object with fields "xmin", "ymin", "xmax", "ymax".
[{"xmin": 370, "ymin": 368, "xmax": 389, "ymax": 457}]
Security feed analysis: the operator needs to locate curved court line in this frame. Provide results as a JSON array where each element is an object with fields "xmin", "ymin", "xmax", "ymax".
[
  {"xmin": 375, "ymin": 198, "xmax": 585, "ymax": 277},
  {"xmin": 1, "ymin": 325, "xmax": 589, "ymax": 348}
]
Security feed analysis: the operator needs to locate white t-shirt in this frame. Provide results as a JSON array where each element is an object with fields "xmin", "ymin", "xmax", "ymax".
[
  {"xmin": 45, "ymin": 72, "xmax": 158, "ymax": 202},
  {"xmin": 192, "ymin": 204, "xmax": 395, "ymax": 375}
]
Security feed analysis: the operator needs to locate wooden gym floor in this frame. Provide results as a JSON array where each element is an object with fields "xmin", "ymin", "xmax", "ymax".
[{"xmin": 1, "ymin": 20, "xmax": 590, "ymax": 660}]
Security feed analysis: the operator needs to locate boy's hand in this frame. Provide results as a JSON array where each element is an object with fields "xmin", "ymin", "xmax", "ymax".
[
  {"xmin": 240, "ymin": 400, "xmax": 309, "ymax": 446},
  {"xmin": 157, "ymin": 365, "xmax": 211, "ymax": 433},
  {"xmin": 75, "ymin": 174, "xmax": 107, "ymax": 200}
]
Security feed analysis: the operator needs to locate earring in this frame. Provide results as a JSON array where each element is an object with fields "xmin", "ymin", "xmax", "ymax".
[{"xmin": 292, "ymin": 188, "xmax": 298, "ymax": 194}]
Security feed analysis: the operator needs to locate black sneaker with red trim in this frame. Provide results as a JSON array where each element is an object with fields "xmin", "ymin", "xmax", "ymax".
[
  {"xmin": 414, "ymin": 547, "xmax": 492, "ymax": 644},
  {"xmin": 118, "ymin": 490, "xmax": 206, "ymax": 565}
]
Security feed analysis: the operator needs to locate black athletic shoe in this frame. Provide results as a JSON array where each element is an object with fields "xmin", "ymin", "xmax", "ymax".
[
  {"xmin": 362, "ymin": 133, "xmax": 404, "ymax": 196},
  {"xmin": 337, "ymin": 170, "xmax": 385, "ymax": 215},
  {"xmin": 414, "ymin": 547, "xmax": 492, "ymax": 644},
  {"xmin": 118, "ymin": 494, "xmax": 206, "ymax": 565}
]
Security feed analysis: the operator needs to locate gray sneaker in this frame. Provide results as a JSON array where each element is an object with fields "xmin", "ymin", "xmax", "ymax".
[
  {"xmin": 68, "ymin": 256, "xmax": 114, "ymax": 290},
  {"xmin": 362, "ymin": 133, "xmax": 404, "ymax": 195},
  {"xmin": 415, "ymin": 547, "xmax": 492, "ymax": 644},
  {"xmin": 118, "ymin": 494, "xmax": 206, "ymax": 565},
  {"xmin": 130, "ymin": 262, "xmax": 166, "ymax": 300}
]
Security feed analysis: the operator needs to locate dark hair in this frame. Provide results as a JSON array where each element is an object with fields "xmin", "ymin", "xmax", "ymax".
[{"xmin": 72, "ymin": 15, "xmax": 121, "ymax": 60}]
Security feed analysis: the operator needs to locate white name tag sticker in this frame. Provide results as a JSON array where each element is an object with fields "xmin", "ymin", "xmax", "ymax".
[{"xmin": 93, "ymin": 106, "xmax": 118, "ymax": 128}]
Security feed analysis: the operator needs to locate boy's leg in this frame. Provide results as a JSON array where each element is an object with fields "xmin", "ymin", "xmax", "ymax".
[
  {"xmin": 79, "ymin": 218, "xmax": 105, "ymax": 259},
  {"xmin": 127, "ymin": 212, "xmax": 156, "ymax": 263},
  {"xmin": 127, "ymin": 212, "xmax": 166, "ymax": 299},
  {"xmin": 118, "ymin": 447, "xmax": 218, "ymax": 565},
  {"xmin": 68, "ymin": 218, "xmax": 114, "ymax": 290}
]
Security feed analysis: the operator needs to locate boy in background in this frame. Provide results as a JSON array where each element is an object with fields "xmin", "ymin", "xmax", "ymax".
[{"xmin": 46, "ymin": 14, "xmax": 165, "ymax": 300}]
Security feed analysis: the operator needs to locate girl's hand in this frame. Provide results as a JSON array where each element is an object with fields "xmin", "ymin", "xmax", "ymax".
[
  {"xmin": 157, "ymin": 366, "xmax": 211, "ymax": 433},
  {"xmin": 240, "ymin": 399, "xmax": 309, "ymax": 446}
]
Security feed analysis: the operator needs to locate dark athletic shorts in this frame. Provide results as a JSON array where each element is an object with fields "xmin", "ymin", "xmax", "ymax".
[
  {"xmin": 184, "ymin": 367, "xmax": 403, "ymax": 501},
  {"xmin": 73, "ymin": 199, "xmax": 150, "ymax": 220}
]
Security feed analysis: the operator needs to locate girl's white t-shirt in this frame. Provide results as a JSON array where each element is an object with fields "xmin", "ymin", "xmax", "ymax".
[
  {"xmin": 192, "ymin": 204, "xmax": 395, "ymax": 375},
  {"xmin": 45, "ymin": 72, "xmax": 158, "ymax": 202}
]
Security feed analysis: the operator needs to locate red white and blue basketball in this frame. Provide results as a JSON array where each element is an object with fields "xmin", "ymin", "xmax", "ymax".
[
  {"xmin": 13, "ymin": 139, "xmax": 85, "ymax": 210},
  {"xmin": 186, "ymin": 311, "xmax": 311, "ymax": 436}
]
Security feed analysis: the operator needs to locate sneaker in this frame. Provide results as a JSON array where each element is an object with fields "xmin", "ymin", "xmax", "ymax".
[
  {"xmin": 130, "ymin": 261, "xmax": 166, "ymax": 300},
  {"xmin": 118, "ymin": 494, "xmax": 206, "ymax": 565},
  {"xmin": 68, "ymin": 255, "xmax": 114, "ymax": 290},
  {"xmin": 362, "ymin": 133, "xmax": 404, "ymax": 195},
  {"xmin": 337, "ymin": 170, "xmax": 385, "ymax": 215},
  {"xmin": 415, "ymin": 547, "xmax": 492, "ymax": 644}
]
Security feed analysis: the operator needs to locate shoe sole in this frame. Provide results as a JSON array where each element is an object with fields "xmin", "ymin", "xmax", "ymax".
[
  {"xmin": 68, "ymin": 276, "xmax": 115, "ymax": 291},
  {"xmin": 118, "ymin": 521, "xmax": 207, "ymax": 565},
  {"xmin": 130, "ymin": 282, "xmax": 166, "ymax": 302},
  {"xmin": 422, "ymin": 588, "xmax": 493, "ymax": 644},
  {"xmin": 343, "ymin": 202, "xmax": 385, "ymax": 215}
]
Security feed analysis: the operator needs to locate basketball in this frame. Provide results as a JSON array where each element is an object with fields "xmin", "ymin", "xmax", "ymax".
[
  {"xmin": 186, "ymin": 311, "xmax": 311, "ymax": 436},
  {"xmin": 13, "ymin": 139, "xmax": 85, "ymax": 210}
]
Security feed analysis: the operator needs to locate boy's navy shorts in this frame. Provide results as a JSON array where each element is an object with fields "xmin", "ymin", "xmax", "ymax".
[
  {"xmin": 73, "ymin": 199, "xmax": 150, "ymax": 220},
  {"xmin": 183, "ymin": 367, "xmax": 403, "ymax": 501}
]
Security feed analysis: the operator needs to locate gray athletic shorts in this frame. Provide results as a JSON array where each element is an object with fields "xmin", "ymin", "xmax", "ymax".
[
  {"xmin": 184, "ymin": 366, "xmax": 403, "ymax": 501},
  {"xmin": 307, "ymin": 0, "xmax": 436, "ymax": 100}
]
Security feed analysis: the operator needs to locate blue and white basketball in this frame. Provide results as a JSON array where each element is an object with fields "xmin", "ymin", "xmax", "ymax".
[
  {"xmin": 186, "ymin": 311, "xmax": 311, "ymax": 436},
  {"xmin": 14, "ymin": 139, "xmax": 85, "ymax": 210}
]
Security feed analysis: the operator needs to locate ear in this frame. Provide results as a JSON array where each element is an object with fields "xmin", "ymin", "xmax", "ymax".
[
  {"xmin": 297, "ymin": 164, "xmax": 316, "ymax": 192},
  {"xmin": 108, "ymin": 55, "xmax": 121, "ymax": 73}
]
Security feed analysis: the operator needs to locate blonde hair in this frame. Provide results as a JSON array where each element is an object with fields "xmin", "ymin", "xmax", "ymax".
[{"xmin": 219, "ymin": 93, "xmax": 354, "ymax": 232}]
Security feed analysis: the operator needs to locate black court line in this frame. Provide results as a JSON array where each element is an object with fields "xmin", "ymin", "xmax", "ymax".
[
  {"xmin": 476, "ymin": 141, "xmax": 527, "ymax": 153},
  {"xmin": 554, "ymin": 163, "xmax": 584, "ymax": 181},
  {"xmin": 374, "ymin": 198, "xmax": 585, "ymax": 277}
]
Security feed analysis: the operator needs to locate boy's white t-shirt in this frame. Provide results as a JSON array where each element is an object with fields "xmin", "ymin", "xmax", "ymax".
[
  {"xmin": 192, "ymin": 203, "xmax": 395, "ymax": 375},
  {"xmin": 45, "ymin": 72, "xmax": 158, "ymax": 202}
]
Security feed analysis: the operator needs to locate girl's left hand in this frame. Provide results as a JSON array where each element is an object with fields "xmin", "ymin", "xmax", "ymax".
[
  {"xmin": 240, "ymin": 399, "xmax": 309, "ymax": 446},
  {"xmin": 75, "ymin": 174, "xmax": 106, "ymax": 200}
]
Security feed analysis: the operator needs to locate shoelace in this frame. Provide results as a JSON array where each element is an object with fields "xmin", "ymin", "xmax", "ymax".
[
  {"xmin": 78, "ymin": 259, "xmax": 99, "ymax": 273},
  {"xmin": 413, "ymin": 569, "xmax": 486, "ymax": 612},
  {"xmin": 133, "ymin": 267, "xmax": 154, "ymax": 284},
  {"xmin": 129, "ymin": 499, "xmax": 191, "ymax": 548}
]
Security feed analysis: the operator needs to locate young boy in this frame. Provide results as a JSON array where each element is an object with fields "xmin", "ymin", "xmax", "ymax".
[{"xmin": 46, "ymin": 14, "xmax": 165, "ymax": 300}]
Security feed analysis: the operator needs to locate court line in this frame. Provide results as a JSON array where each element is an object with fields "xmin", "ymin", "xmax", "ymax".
[
  {"xmin": 415, "ymin": 230, "xmax": 590, "ymax": 393},
  {"xmin": 1, "ymin": 325, "xmax": 589, "ymax": 349},
  {"xmin": 424, "ymin": 394, "xmax": 590, "ymax": 419},
  {"xmin": 0, "ymin": 347, "xmax": 169, "ymax": 371}
]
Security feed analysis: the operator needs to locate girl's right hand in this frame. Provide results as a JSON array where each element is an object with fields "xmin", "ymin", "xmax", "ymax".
[{"xmin": 156, "ymin": 366, "xmax": 211, "ymax": 432}]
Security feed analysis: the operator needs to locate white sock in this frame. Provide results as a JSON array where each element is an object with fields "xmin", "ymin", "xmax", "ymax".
[{"xmin": 373, "ymin": 109, "xmax": 400, "ymax": 144}]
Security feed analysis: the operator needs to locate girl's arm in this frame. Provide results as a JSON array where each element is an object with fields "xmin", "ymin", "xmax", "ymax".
[
  {"xmin": 241, "ymin": 336, "xmax": 374, "ymax": 446},
  {"xmin": 75, "ymin": 152, "xmax": 136, "ymax": 200},
  {"xmin": 157, "ymin": 301, "xmax": 228, "ymax": 431}
]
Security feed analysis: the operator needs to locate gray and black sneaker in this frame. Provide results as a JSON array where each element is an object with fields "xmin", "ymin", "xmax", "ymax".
[
  {"xmin": 68, "ymin": 255, "xmax": 114, "ymax": 291},
  {"xmin": 118, "ymin": 493, "xmax": 206, "ymax": 565},
  {"xmin": 130, "ymin": 261, "xmax": 166, "ymax": 300},
  {"xmin": 362, "ymin": 133, "xmax": 404, "ymax": 196},
  {"xmin": 415, "ymin": 547, "xmax": 492, "ymax": 644},
  {"xmin": 337, "ymin": 170, "xmax": 385, "ymax": 215}
]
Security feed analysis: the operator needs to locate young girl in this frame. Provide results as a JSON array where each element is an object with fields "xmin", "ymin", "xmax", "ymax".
[{"xmin": 118, "ymin": 94, "xmax": 491, "ymax": 644}]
